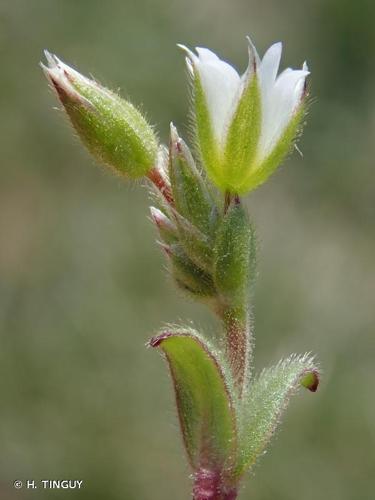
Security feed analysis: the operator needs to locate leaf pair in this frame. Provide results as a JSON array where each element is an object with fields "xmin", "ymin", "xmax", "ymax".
[{"xmin": 150, "ymin": 330, "xmax": 319, "ymax": 482}]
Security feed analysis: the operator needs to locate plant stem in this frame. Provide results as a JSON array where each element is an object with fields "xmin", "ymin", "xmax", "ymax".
[
  {"xmin": 222, "ymin": 305, "xmax": 251, "ymax": 397},
  {"xmin": 193, "ymin": 468, "xmax": 238, "ymax": 500}
]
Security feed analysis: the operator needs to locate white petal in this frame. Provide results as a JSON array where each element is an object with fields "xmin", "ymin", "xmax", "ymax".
[
  {"xmin": 195, "ymin": 47, "xmax": 220, "ymax": 62},
  {"xmin": 179, "ymin": 45, "xmax": 241, "ymax": 145},
  {"xmin": 259, "ymin": 42, "xmax": 282, "ymax": 90},
  {"xmin": 257, "ymin": 42, "xmax": 309, "ymax": 161}
]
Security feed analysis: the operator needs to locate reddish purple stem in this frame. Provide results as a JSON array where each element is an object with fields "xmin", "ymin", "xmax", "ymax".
[{"xmin": 193, "ymin": 468, "xmax": 238, "ymax": 500}]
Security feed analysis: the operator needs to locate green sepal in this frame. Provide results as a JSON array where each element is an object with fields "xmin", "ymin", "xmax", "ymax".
[
  {"xmin": 164, "ymin": 243, "xmax": 216, "ymax": 298},
  {"xmin": 192, "ymin": 74, "xmax": 222, "ymax": 189},
  {"xmin": 239, "ymin": 104, "xmax": 306, "ymax": 193},
  {"xmin": 235, "ymin": 354, "xmax": 319, "ymax": 477},
  {"xmin": 222, "ymin": 73, "xmax": 261, "ymax": 193},
  {"xmin": 169, "ymin": 124, "xmax": 214, "ymax": 234},
  {"xmin": 149, "ymin": 329, "xmax": 237, "ymax": 471},
  {"xmin": 213, "ymin": 202, "xmax": 256, "ymax": 307}
]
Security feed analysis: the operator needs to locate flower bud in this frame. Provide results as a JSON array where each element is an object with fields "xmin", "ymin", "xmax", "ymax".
[
  {"xmin": 150, "ymin": 206, "xmax": 178, "ymax": 244},
  {"xmin": 41, "ymin": 51, "xmax": 158, "ymax": 178},
  {"xmin": 169, "ymin": 124, "xmax": 213, "ymax": 233},
  {"xmin": 161, "ymin": 242, "xmax": 215, "ymax": 298}
]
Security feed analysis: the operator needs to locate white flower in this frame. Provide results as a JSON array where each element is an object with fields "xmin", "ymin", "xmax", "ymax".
[{"xmin": 178, "ymin": 38, "xmax": 309, "ymax": 194}]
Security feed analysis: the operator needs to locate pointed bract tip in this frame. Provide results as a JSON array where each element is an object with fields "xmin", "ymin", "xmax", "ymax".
[
  {"xmin": 177, "ymin": 43, "xmax": 194, "ymax": 58},
  {"xmin": 177, "ymin": 44, "xmax": 196, "ymax": 75},
  {"xmin": 170, "ymin": 122, "xmax": 179, "ymax": 139},
  {"xmin": 43, "ymin": 49, "xmax": 59, "ymax": 68},
  {"xmin": 169, "ymin": 123, "xmax": 182, "ymax": 152},
  {"xmin": 148, "ymin": 331, "xmax": 173, "ymax": 348},
  {"xmin": 150, "ymin": 206, "xmax": 167, "ymax": 227},
  {"xmin": 245, "ymin": 35, "xmax": 260, "ymax": 65},
  {"xmin": 157, "ymin": 241, "xmax": 172, "ymax": 257}
]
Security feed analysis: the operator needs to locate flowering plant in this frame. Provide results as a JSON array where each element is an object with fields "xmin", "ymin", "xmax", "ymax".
[{"xmin": 42, "ymin": 36, "xmax": 319, "ymax": 500}]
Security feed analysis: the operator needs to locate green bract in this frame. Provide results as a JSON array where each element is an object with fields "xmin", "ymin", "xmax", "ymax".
[
  {"xmin": 149, "ymin": 329, "xmax": 237, "ymax": 472},
  {"xmin": 236, "ymin": 354, "xmax": 319, "ymax": 477},
  {"xmin": 42, "ymin": 52, "xmax": 158, "ymax": 179}
]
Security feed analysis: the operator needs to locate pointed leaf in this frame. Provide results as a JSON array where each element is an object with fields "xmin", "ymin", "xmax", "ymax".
[
  {"xmin": 235, "ymin": 353, "xmax": 319, "ymax": 476},
  {"xmin": 149, "ymin": 329, "xmax": 237, "ymax": 471}
]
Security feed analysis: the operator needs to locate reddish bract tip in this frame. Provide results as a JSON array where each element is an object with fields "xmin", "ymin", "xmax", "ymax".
[
  {"xmin": 157, "ymin": 241, "xmax": 172, "ymax": 257},
  {"xmin": 148, "ymin": 331, "xmax": 173, "ymax": 348},
  {"xmin": 302, "ymin": 369, "xmax": 320, "ymax": 392}
]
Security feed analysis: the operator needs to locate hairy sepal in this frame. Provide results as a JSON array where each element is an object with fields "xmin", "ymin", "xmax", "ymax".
[
  {"xmin": 169, "ymin": 125, "xmax": 213, "ymax": 234},
  {"xmin": 213, "ymin": 202, "xmax": 256, "ymax": 308},
  {"xmin": 239, "ymin": 104, "xmax": 306, "ymax": 193},
  {"xmin": 149, "ymin": 329, "xmax": 237, "ymax": 472},
  {"xmin": 165, "ymin": 243, "xmax": 216, "ymax": 298},
  {"xmin": 172, "ymin": 210, "xmax": 213, "ymax": 273},
  {"xmin": 235, "ymin": 354, "xmax": 319, "ymax": 477},
  {"xmin": 223, "ymin": 74, "xmax": 261, "ymax": 193},
  {"xmin": 192, "ymin": 74, "xmax": 223, "ymax": 190}
]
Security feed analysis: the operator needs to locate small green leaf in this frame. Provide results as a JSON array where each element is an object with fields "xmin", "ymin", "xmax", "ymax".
[
  {"xmin": 236, "ymin": 354, "xmax": 319, "ymax": 476},
  {"xmin": 223, "ymin": 74, "xmax": 261, "ymax": 193},
  {"xmin": 149, "ymin": 329, "xmax": 237, "ymax": 471},
  {"xmin": 213, "ymin": 202, "xmax": 256, "ymax": 307}
]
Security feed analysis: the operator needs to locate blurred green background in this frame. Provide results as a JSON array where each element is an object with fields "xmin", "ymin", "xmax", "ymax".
[{"xmin": 0, "ymin": 0, "xmax": 374, "ymax": 499}]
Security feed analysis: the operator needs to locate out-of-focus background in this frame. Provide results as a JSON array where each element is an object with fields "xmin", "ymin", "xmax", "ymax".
[{"xmin": 0, "ymin": 1, "xmax": 374, "ymax": 499}]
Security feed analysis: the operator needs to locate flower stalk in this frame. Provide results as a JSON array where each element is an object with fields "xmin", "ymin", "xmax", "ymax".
[{"xmin": 42, "ymin": 35, "xmax": 319, "ymax": 500}]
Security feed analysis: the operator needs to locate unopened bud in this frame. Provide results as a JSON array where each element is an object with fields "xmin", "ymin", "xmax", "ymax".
[
  {"xmin": 41, "ymin": 51, "xmax": 158, "ymax": 179},
  {"xmin": 150, "ymin": 207, "xmax": 178, "ymax": 244},
  {"xmin": 169, "ymin": 124, "xmax": 213, "ymax": 233}
]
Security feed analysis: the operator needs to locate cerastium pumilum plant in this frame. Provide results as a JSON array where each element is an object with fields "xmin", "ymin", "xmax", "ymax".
[{"xmin": 42, "ymin": 37, "xmax": 320, "ymax": 500}]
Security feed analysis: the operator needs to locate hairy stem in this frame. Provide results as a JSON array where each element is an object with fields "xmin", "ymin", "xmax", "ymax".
[
  {"xmin": 222, "ymin": 305, "xmax": 251, "ymax": 397},
  {"xmin": 193, "ymin": 468, "xmax": 238, "ymax": 500}
]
